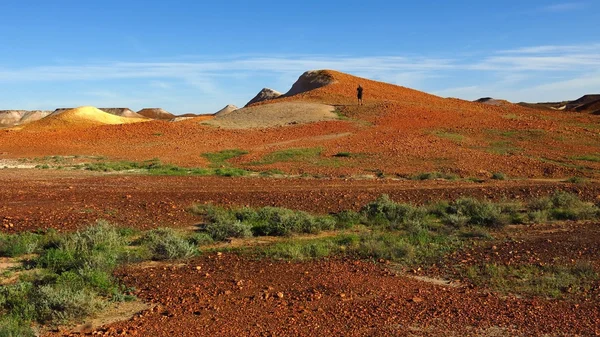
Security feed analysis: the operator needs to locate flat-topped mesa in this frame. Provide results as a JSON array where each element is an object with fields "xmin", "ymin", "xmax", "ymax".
[
  {"xmin": 245, "ymin": 88, "xmax": 282, "ymax": 107},
  {"xmin": 284, "ymin": 70, "xmax": 336, "ymax": 97},
  {"xmin": 136, "ymin": 108, "xmax": 175, "ymax": 120},
  {"xmin": 213, "ymin": 104, "xmax": 239, "ymax": 116},
  {"xmin": 0, "ymin": 110, "xmax": 52, "ymax": 127}
]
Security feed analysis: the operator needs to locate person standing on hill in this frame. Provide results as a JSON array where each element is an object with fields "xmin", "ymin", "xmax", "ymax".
[{"xmin": 357, "ymin": 85, "xmax": 364, "ymax": 106}]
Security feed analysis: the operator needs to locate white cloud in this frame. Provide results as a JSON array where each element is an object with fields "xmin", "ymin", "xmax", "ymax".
[{"xmin": 1, "ymin": 43, "xmax": 599, "ymax": 112}]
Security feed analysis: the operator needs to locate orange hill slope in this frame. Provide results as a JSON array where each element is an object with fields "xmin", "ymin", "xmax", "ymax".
[
  {"xmin": 1, "ymin": 70, "xmax": 598, "ymax": 179},
  {"xmin": 24, "ymin": 106, "xmax": 149, "ymax": 130}
]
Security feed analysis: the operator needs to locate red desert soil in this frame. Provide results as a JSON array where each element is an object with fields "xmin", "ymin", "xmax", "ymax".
[
  {"xmin": 1, "ymin": 70, "xmax": 598, "ymax": 178},
  {"xmin": 1, "ymin": 169, "xmax": 600, "ymax": 233},
  {"xmin": 46, "ymin": 253, "xmax": 600, "ymax": 337}
]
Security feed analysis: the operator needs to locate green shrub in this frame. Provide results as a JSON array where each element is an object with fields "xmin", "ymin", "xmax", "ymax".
[
  {"xmin": 333, "ymin": 152, "xmax": 352, "ymax": 158},
  {"xmin": 527, "ymin": 197, "xmax": 553, "ymax": 211},
  {"xmin": 528, "ymin": 210, "xmax": 549, "ymax": 223},
  {"xmin": 205, "ymin": 220, "xmax": 253, "ymax": 241},
  {"xmin": 551, "ymin": 191, "xmax": 582, "ymax": 209},
  {"xmin": 361, "ymin": 195, "xmax": 428, "ymax": 229},
  {"xmin": 264, "ymin": 240, "xmax": 339, "ymax": 260},
  {"xmin": 442, "ymin": 214, "xmax": 469, "ymax": 227},
  {"xmin": 449, "ymin": 198, "xmax": 509, "ymax": 228},
  {"xmin": 491, "ymin": 172, "xmax": 506, "ymax": 180},
  {"xmin": 412, "ymin": 172, "xmax": 458, "ymax": 181},
  {"xmin": 525, "ymin": 192, "xmax": 600, "ymax": 221},
  {"xmin": 139, "ymin": 228, "xmax": 197, "ymax": 260},
  {"xmin": 353, "ymin": 233, "xmax": 415, "ymax": 261},
  {"xmin": 34, "ymin": 284, "xmax": 104, "ymax": 324},
  {"xmin": 252, "ymin": 207, "xmax": 312, "ymax": 236},
  {"xmin": 214, "ymin": 168, "xmax": 249, "ymax": 177},
  {"xmin": 426, "ymin": 201, "xmax": 451, "ymax": 217},
  {"xmin": 37, "ymin": 221, "xmax": 125, "ymax": 273},
  {"xmin": 189, "ymin": 233, "xmax": 215, "ymax": 246},
  {"xmin": 0, "ymin": 232, "xmax": 42, "ymax": 257},
  {"xmin": 201, "ymin": 149, "xmax": 248, "ymax": 168},
  {"xmin": 0, "ymin": 315, "xmax": 36, "ymax": 337},
  {"xmin": 334, "ymin": 210, "xmax": 363, "ymax": 229},
  {"xmin": 564, "ymin": 176, "xmax": 586, "ymax": 184}
]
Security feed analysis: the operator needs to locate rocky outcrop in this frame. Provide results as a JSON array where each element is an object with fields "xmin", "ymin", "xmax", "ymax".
[
  {"xmin": 245, "ymin": 88, "xmax": 282, "ymax": 107},
  {"xmin": 284, "ymin": 70, "xmax": 336, "ymax": 97}
]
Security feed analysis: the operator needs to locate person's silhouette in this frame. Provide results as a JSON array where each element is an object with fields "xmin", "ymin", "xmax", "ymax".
[{"xmin": 357, "ymin": 85, "xmax": 363, "ymax": 106}]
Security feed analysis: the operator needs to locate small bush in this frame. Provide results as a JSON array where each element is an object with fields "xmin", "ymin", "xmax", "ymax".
[
  {"xmin": 252, "ymin": 207, "xmax": 315, "ymax": 236},
  {"xmin": 361, "ymin": 195, "xmax": 428, "ymax": 229},
  {"xmin": 0, "ymin": 232, "xmax": 42, "ymax": 257},
  {"xmin": 34, "ymin": 284, "xmax": 104, "ymax": 323},
  {"xmin": 214, "ymin": 168, "xmax": 249, "ymax": 177},
  {"xmin": 491, "ymin": 172, "xmax": 506, "ymax": 180},
  {"xmin": 353, "ymin": 233, "xmax": 415, "ymax": 261},
  {"xmin": 333, "ymin": 152, "xmax": 352, "ymax": 158},
  {"xmin": 139, "ymin": 228, "xmax": 197, "ymax": 260},
  {"xmin": 412, "ymin": 172, "xmax": 458, "ymax": 181},
  {"xmin": 442, "ymin": 214, "xmax": 469, "ymax": 227},
  {"xmin": 528, "ymin": 210, "xmax": 549, "ymax": 223},
  {"xmin": 0, "ymin": 315, "xmax": 36, "ymax": 337},
  {"xmin": 564, "ymin": 176, "xmax": 586, "ymax": 184},
  {"xmin": 526, "ymin": 191, "xmax": 600, "ymax": 221},
  {"xmin": 189, "ymin": 233, "xmax": 215, "ymax": 246},
  {"xmin": 37, "ymin": 221, "xmax": 125, "ymax": 273},
  {"xmin": 264, "ymin": 240, "xmax": 339, "ymax": 260},
  {"xmin": 426, "ymin": 201, "xmax": 451, "ymax": 217},
  {"xmin": 205, "ymin": 220, "xmax": 253, "ymax": 241},
  {"xmin": 333, "ymin": 210, "xmax": 363, "ymax": 229},
  {"xmin": 449, "ymin": 198, "xmax": 509, "ymax": 228},
  {"xmin": 551, "ymin": 191, "xmax": 582, "ymax": 209},
  {"xmin": 527, "ymin": 197, "xmax": 553, "ymax": 212}
]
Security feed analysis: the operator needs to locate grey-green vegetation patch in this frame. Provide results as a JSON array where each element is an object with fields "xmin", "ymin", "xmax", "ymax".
[
  {"xmin": 135, "ymin": 228, "xmax": 197, "ymax": 260},
  {"xmin": 432, "ymin": 130, "xmax": 465, "ymax": 143},
  {"xmin": 564, "ymin": 176, "xmax": 587, "ymax": 184},
  {"xmin": 485, "ymin": 129, "xmax": 546, "ymax": 141},
  {"xmin": 571, "ymin": 155, "xmax": 600, "ymax": 162},
  {"xmin": 491, "ymin": 172, "xmax": 506, "ymax": 180},
  {"xmin": 333, "ymin": 108, "xmax": 349, "ymax": 120},
  {"xmin": 190, "ymin": 204, "xmax": 339, "ymax": 240},
  {"xmin": 410, "ymin": 172, "xmax": 459, "ymax": 181},
  {"xmin": 502, "ymin": 113, "xmax": 521, "ymax": 120},
  {"xmin": 0, "ymin": 221, "xmax": 203, "ymax": 335},
  {"xmin": 201, "ymin": 149, "xmax": 248, "ymax": 168},
  {"xmin": 464, "ymin": 262, "xmax": 598, "ymax": 299},
  {"xmin": 486, "ymin": 141, "xmax": 523, "ymax": 155},
  {"xmin": 77, "ymin": 159, "xmax": 250, "ymax": 177},
  {"xmin": 252, "ymin": 147, "xmax": 323, "ymax": 165}
]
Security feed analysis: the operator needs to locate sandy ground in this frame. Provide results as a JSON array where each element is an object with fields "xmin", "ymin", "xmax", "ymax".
[{"xmin": 206, "ymin": 102, "xmax": 337, "ymax": 129}]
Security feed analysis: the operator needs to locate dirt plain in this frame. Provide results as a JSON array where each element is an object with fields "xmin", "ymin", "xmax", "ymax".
[{"xmin": 1, "ymin": 70, "xmax": 600, "ymax": 336}]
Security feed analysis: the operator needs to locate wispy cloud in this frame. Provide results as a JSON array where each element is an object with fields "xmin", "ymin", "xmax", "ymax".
[
  {"xmin": 540, "ymin": 2, "xmax": 588, "ymax": 12},
  {"xmin": 0, "ymin": 43, "xmax": 599, "ymax": 112},
  {"xmin": 0, "ymin": 56, "xmax": 456, "ymax": 83}
]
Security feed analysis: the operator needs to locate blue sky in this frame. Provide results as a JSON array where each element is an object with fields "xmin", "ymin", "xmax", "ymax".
[{"xmin": 0, "ymin": 0, "xmax": 599, "ymax": 114}]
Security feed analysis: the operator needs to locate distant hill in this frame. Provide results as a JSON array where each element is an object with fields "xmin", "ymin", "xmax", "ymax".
[
  {"xmin": 518, "ymin": 94, "xmax": 600, "ymax": 114},
  {"xmin": 26, "ymin": 106, "xmax": 148, "ymax": 129},
  {"xmin": 474, "ymin": 97, "xmax": 511, "ymax": 106},
  {"xmin": 100, "ymin": 108, "xmax": 146, "ymax": 119},
  {"xmin": 137, "ymin": 108, "xmax": 175, "ymax": 120},
  {"xmin": 0, "ymin": 110, "xmax": 52, "ymax": 128}
]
